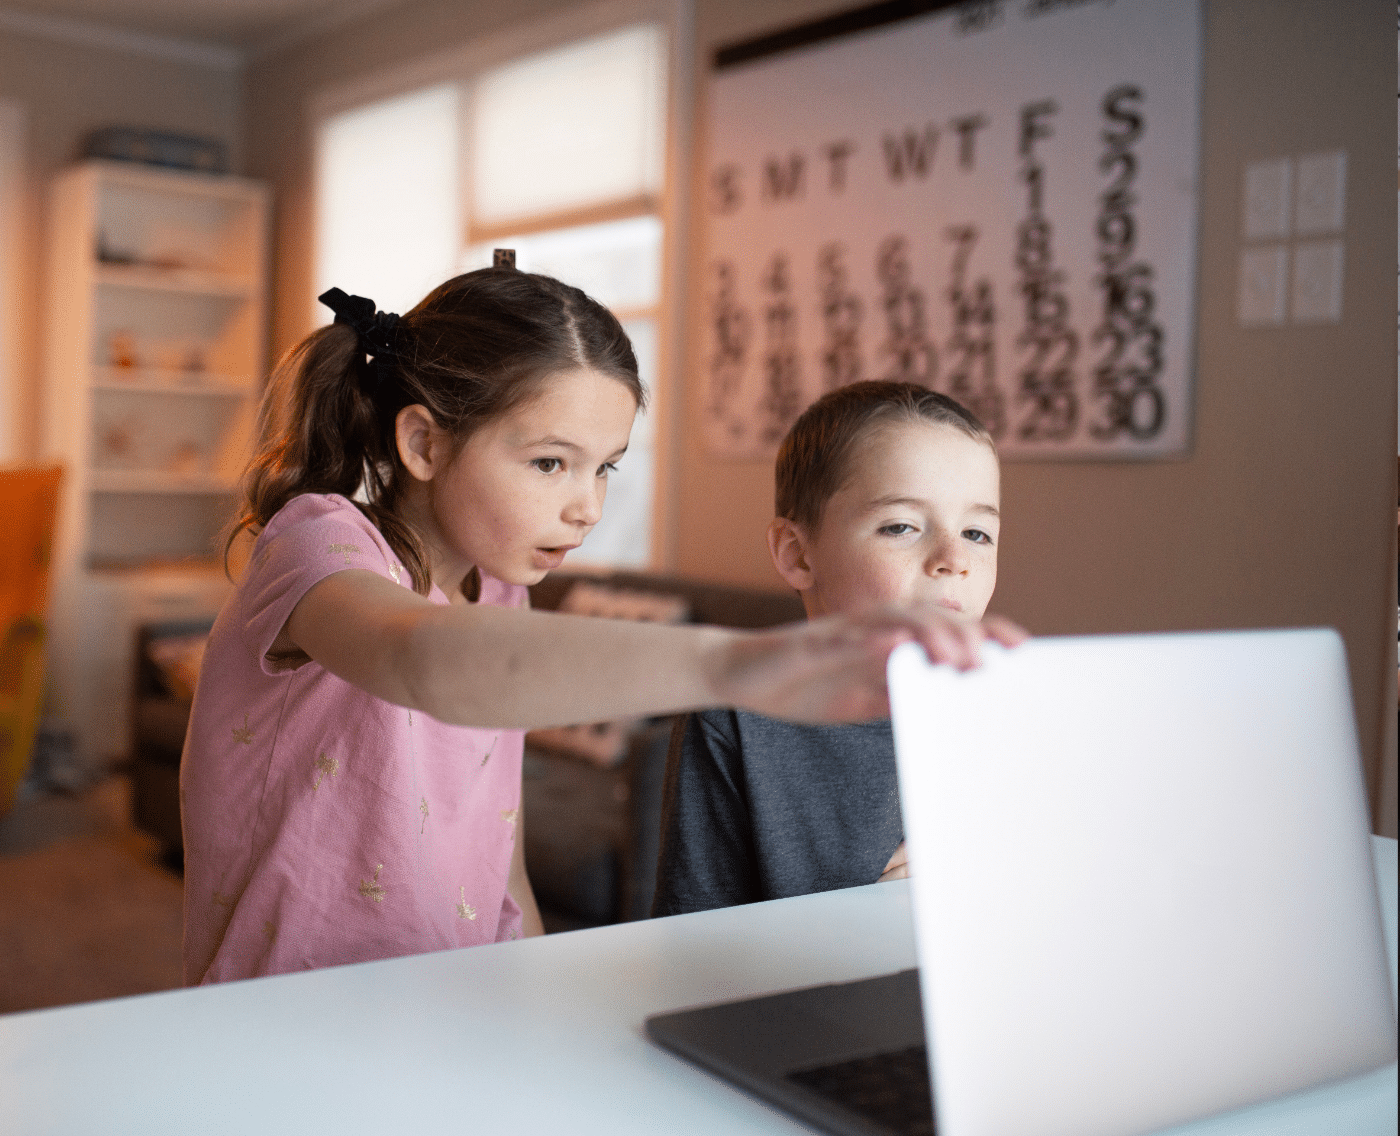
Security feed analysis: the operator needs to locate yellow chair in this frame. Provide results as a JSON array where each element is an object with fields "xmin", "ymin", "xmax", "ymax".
[{"xmin": 0, "ymin": 464, "xmax": 63, "ymax": 816}]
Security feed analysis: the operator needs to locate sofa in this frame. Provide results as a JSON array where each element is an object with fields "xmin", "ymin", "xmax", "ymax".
[{"xmin": 130, "ymin": 570, "xmax": 805, "ymax": 925}]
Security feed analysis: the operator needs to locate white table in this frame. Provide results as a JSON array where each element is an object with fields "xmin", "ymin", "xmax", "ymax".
[{"xmin": 2, "ymin": 837, "xmax": 1394, "ymax": 1136}]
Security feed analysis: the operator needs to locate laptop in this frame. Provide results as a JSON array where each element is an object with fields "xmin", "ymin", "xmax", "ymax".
[{"xmin": 646, "ymin": 628, "xmax": 1397, "ymax": 1136}]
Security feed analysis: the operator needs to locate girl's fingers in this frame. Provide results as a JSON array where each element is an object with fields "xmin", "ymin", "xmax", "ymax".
[
  {"xmin": 881, "ymin": 606, "xmax": 1027, "ymax": 669},
  {"xmin": 902, "ymin": 608, "xmax": 980, "ymax": 670},
  {"xmin": 719, "ymin": 603, "xmax": 1027, "ymax": 723},
  {"xmin": 982, "ymin": 612, "xmax": 1030, "ymax": 647}
]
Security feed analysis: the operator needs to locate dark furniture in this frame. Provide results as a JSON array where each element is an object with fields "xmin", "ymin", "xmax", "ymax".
[
  {"xmin": 131, "ymin": 617, "xmax": 214, "ymax": 868},
  {"xmin": 129, "ymin": 571, "xmax": 805, "ymax": 923}
]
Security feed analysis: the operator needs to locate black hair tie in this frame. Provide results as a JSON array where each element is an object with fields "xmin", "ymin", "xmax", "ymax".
[{"xmin": 318, "ymin": 287, "xmax": 401, "ymax": 393}]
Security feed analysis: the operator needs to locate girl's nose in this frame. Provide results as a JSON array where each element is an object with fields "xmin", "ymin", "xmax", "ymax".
[
  {"xmin": 564, "ymin": 480, "xmax": 605, "ymax": 527},
  {"xmin": 925, "ymin": 530, "xmax": 969, "ymax": 576}
]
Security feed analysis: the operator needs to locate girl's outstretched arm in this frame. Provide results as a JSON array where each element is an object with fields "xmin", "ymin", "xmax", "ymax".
[{"xmin": 281, "ymin": 569, "xmax": 1025, "ymax": 728}]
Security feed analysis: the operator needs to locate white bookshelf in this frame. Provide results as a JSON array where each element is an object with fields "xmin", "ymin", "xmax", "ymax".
[{"xmin": 41, "ymin": 160, "xmax": 269, "ymax": 770}]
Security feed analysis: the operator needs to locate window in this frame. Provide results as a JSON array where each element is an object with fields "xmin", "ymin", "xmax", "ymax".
[
  {"xmin": 315, "ymin": 84, "xmax": 460, "ymax": 318},
  {"xmin": 315, "ymin": 18, "xmax": 670, "ymax": 569}
]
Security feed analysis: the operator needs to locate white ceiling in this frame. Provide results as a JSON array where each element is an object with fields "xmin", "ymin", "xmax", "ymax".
[{"xmin": 0, "ymin": 0, "xmax": 406, "ymax": 51}]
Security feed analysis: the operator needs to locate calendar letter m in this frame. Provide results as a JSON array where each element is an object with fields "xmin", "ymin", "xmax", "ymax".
[
  {"xmin": 762, "ymin": 153, "xmax": 805, "ymax": 202},
  {"xmin": 883, "ymin": 125, "xmax": 940, "ymax": 182}
]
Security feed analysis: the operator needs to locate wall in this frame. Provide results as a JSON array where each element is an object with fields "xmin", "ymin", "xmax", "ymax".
[
  {"xmin": 246, "ymin": 0, "xmax": 1396, "ymax": 831},
  {"xmin": 0, "ymin": 21, "xmax": 242, "ymax": 465},
  {"xmin": 673, "ymin": 0, "xmax": 1397, "ymax": 830}
]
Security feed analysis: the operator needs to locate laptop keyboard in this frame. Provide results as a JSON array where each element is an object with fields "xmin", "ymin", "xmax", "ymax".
[{"xmin": 787, "ymin": 1044, "xmax": 935, "ymax": 1135}]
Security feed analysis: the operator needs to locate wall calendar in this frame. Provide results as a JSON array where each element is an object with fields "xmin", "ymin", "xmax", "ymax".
[{"xmin": 702, "ymin": 0, "xmax": 1202, "ymax": 460}]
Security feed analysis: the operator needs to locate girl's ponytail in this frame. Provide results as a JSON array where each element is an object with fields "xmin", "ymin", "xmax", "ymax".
[{"xmin": 228, "ymin": 322, "xmax": 433, "ymax": 593}]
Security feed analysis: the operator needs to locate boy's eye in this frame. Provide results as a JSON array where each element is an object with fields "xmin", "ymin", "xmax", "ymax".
[
  {"xmin": 964, "ymin": 528, "xmax": 993, "ymax": 544},
  {"xmin": 532, "ymin": 458, "xmax": 562, "ymax": 474},
  {"xmin": 878, "ymin": 523, "xmax": 916, "ymax": 537}
]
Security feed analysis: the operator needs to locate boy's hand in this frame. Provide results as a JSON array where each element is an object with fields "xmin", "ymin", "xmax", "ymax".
[
  {"xmin": 879, "ymin": 842, "xmax": 910, "ymax": 882},
  {"xmin": 713, "ymin": 604, "xmax": 1027, "ymax": 723}
]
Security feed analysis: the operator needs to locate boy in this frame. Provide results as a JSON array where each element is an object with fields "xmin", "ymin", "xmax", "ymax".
[{"xmin": 652, "ymin": 381, "xmax": 1007, "ymax": 915}]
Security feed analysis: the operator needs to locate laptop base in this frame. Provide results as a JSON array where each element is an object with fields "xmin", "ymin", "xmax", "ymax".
[{"xmin": 646, "ymin": 968, "xmax": 929, "ymax": 1136}]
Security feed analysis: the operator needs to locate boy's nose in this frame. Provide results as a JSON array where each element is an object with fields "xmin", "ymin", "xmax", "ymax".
[{"xmin": 925, "ymin": 532, "xmax": 969, "ymax": 576}]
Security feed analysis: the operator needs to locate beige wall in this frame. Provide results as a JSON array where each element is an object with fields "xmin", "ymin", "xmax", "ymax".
[
  {"xmin": 0, "ymin": 26, "xmax": 241, "ymax": 464},
  {"xmin": 246, "ymin": 0, "xmax": 1396, "ymax": 829}
]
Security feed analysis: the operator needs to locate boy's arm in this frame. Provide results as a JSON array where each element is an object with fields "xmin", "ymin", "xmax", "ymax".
[{"xmin": 651, "ymin": 711, "xmax": 763, "ymax": 917}]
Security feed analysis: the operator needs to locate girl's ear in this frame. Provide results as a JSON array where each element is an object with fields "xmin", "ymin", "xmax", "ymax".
[
  {"xmin": 396, "ymin": 404, "xmax": 443, "ymax": 482},
  {"xmin": 767, "ymin": 516, "xmax": 816, "ymax": 593}
]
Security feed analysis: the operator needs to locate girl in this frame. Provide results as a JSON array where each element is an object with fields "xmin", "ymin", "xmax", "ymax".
[{"xmin": 181, "ymin": 265, "xmax": 1019, "ymax": 985}]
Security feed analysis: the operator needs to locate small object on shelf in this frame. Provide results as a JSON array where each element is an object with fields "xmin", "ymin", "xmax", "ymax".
[
  {"xmin": 97, "ymin": 419, "xmax": 139, "ymax": 467},
  {"xmin": 82, "ymin": 127, "xmax": 227, "ymax": 174},
  {"xmin": 109, "ymin": 331, "xmax": 139, "ymax": 370},
  {"xmin": 164, "ymin": 441, "xmax": 204, "ymax": 477}
]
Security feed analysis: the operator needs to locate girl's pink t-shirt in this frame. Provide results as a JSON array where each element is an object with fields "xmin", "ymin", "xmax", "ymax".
[{"xmin": 181, "ymin": 493, "xmax": 526, "ymax": 985}]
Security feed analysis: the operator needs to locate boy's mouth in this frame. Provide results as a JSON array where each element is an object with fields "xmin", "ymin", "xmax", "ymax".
[{"xmin": 937, "ymin": 598, "xmax": 963, "ymax": 613}]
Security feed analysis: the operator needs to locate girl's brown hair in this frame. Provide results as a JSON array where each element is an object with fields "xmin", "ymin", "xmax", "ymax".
[
  {"xmin": 230, "ymin": 268, "xmax": 644, "ymax": 593},
  {"xmin": 774, "ymin": 380, "xmax": 993, "ymax": 534}
]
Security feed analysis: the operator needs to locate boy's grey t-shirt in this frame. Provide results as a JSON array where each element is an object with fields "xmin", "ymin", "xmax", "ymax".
[{"xmin": 651, "ymin": 708, "xmax": 903, "ymax": 916}]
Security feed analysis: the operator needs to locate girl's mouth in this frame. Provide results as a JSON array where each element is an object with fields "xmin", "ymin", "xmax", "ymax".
[{"xmin": 533, "ymin": 545, "xmax": 578, "ymax": 570}]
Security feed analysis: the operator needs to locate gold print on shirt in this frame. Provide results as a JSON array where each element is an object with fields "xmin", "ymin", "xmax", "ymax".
[
  {"xmin": 212, "ymin": 890, "xmax": 235, "ymax": 909},
  {"xmin": 457, "ymin": 887, "xmax": 477, "ymax": 920},
  {"xmin": 388, "ymin": 562, "xmax": 401, "ymax": 584},
  {"xmin": 359, "ymin": 863, "xmax": 387, "ymax": 903},
  {"xmin": 501, "ymin": 808, "xmax": 519, "ymax": 827},
  {"xmin": 231, "ymin": 715, "xmax": 254, "ymax": 745},
  {"xmin": 263, "ymin": 921, "xmax": 277, "ymax": 946},
  {"xmin": 480, "ymin": 734, "xmax": 500, "ymax": 767},
  {"xmin": 312, "ymin": 752, "xmax": 339, "ymax": 790},
  {"xmin": 329, "ymin": 542, "xmax": 362, "ymax": 565},
  {"xmin": 420, "ymin": 797, "xmax": 429, "ymax": 833}
]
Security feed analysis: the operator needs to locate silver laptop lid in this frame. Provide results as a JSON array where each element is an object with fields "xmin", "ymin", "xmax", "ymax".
[{"xmin": 888, "ymin": 628, "xmax": 1395, "ymax": 1136}]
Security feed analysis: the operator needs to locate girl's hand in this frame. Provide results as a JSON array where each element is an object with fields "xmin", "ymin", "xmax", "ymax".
[
  {"xmin": 711, "ymin": 604, "xmax": 1027, "ymax": 723},
  {"xmin": 879, "ymin": 841, "xmax": 910, "ymax": 882}
]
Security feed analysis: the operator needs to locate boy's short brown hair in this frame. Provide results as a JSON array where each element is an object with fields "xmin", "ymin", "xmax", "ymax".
[{"xmin": 774, "ymin": 381, "xmax": 994, "ymax": 533}]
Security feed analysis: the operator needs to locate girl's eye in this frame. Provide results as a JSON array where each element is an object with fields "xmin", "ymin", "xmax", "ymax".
[
  {"xmin": 532, "ymin": 458, "xmax": 562, "ymax": 474},
  {"xmin": 597, "ymin": 461, "xmax": 619, "ymax": 478},
  {"xmin": 878, "ymin": 523, "xmax": 915, "ymax": 537},
  {"xmin": 964, "ymin": 528, "xmax": 993, "ymax": 545}
]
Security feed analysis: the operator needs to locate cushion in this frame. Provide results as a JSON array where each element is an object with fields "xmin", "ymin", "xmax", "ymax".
[{"xmin": 145, "ymin": 633, "xmax": 209, "ymax": 702}]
